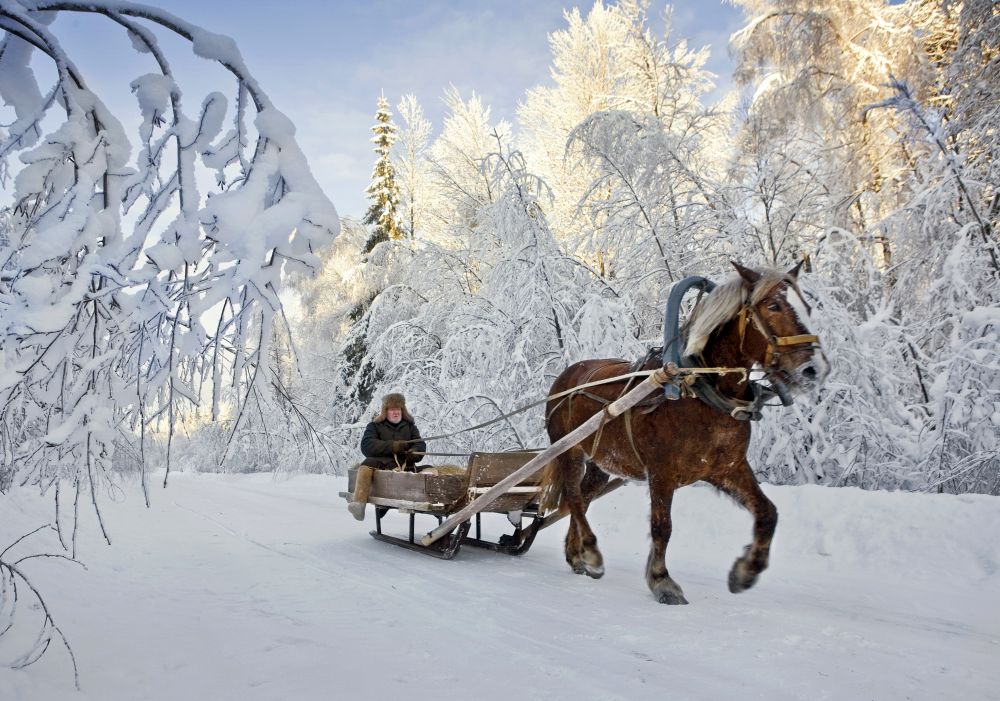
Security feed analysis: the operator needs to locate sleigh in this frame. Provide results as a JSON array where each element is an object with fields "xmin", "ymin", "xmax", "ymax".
[
  {"xmin": 342, "ymin": 452, "xmax": 545, "ymax": 559},
  {"xmin": 340, "ymin": 451, "xmax": 623, "ymax": 559}
]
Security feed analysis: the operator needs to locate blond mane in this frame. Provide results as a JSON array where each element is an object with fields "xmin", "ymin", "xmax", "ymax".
[{"xmin": 682, "ymin": 269, "xmax": 788, "ymax": 357}]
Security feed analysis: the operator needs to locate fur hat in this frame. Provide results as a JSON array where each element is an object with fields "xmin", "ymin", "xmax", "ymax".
[{"xmin": 374, "ymin": 393, "xmax": 413, "ymax": 423}]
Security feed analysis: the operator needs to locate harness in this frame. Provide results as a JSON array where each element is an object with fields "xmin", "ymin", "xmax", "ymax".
[
  {"xmin": 556, "ymin": 352, "xmax": 664, "ymax": 467},
  {"xmin": 662, "ymin": 275, "xmax": 819, "ymax": 421}
]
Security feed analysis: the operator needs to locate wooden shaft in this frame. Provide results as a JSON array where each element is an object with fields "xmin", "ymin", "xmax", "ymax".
[{"xmin": 421, "ymin": 374, "xmax": 665, "ymax": 547}]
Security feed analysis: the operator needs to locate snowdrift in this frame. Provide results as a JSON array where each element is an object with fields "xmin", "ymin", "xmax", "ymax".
[{"xmin": 1, "ymin": 472, "xmax": 997, "ymax": 700}]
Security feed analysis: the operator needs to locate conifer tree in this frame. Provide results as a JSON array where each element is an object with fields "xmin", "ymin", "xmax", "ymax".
[{"xmin": 363, "ymin": 94, "xmax": 404, "ymax": 251}]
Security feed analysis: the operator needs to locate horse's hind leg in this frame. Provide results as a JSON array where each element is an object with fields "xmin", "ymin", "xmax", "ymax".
[
  {"xmin": 557, "ymin": 448, "xmax": 605, "ymax": 578},
  {"xmin": 708, "ymin": 463, "xmax": 778, "ymax": 593},
  {"xmin": 581, "ymin": 459, "xmax": 610, "ymax": 501},
  {"xmin": 645, "ymin": 479, "xmax": 688, "ymax": 605}
]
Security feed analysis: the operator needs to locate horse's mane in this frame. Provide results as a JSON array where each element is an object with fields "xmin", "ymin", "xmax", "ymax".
[{"xmin": 682, "ymin": 268, "xmax": 788, "ymax": 357}]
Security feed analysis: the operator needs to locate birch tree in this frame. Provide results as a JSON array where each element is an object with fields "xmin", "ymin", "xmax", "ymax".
[
  {"xmin": 424, "ymin": 87, "xmax": 509, "ymax": 247},
  {"xmin": 729, "ymin": 0, "xmax": 956, "ymax": 262},
  {"xmin": 520, "ymin": 0, "xmax": 725, "ymax": 312},
  {"xmin": 0, "ymin": 2, "xmax": 338, "ymax": 676},
  {"xmin": 393, "ymin": 94, "xmax": 432, "ymax": 240}
]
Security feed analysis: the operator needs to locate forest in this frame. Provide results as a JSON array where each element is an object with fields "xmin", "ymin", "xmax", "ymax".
[
  {"xmin": 283, "ymin": 0, "xmax": 999, "ymax": 495},
  {"xmin": 1, "ymin": 0, "xmax": 998, "ymax": 532}
]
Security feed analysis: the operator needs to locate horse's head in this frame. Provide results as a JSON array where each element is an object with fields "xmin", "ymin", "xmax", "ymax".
[{"xmin": 731, "ymin": 261, "xmax": 829, "ymax": 395}]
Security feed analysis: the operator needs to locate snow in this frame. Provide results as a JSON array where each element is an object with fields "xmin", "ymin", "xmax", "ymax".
[
  {"xmin": 2, "ymin": 473, "xmax": 997, "ymax": 700},
  {"xmin": 190, "ymin": 28, "xmax": 246, "ymax": 72},
  {"xmin": 0, "ymin": 33, "xmax": 45, "ymax": 144},
  {"xmin": 255, "ymin": 107, "xmax": 297, "ymax": 141},
  {"xmin": 964, "ymin": 305, "xmax": 1000, "ymax": 330},
  {"xmin": 129, "ymin": 74, "xmax": 176, "ymax": 123}
]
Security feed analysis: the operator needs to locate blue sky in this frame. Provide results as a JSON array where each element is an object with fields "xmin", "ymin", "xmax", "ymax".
[{"xmin": 46, "ymin": 1, "xmax": 746, "ymax": 220}]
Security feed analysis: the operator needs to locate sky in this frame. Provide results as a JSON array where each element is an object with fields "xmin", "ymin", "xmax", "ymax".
[{"xmin": 41, "ymin": 1, "xmax": 746, "ymax": 221}]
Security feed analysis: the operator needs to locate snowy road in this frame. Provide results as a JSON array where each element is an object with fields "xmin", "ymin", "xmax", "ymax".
[{"xmin": 2, "ymin": 472, "xmax": 998, "ymax": 701}]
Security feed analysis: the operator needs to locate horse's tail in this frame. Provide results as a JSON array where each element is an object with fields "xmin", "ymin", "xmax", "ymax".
[{"xmin": 538, "ymin": 458, "xmax": 565, "ymax": 514}]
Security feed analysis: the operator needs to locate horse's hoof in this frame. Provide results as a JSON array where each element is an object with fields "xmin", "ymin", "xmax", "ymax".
[
  {"xmin": 570, "ymin": 558, "xmax": 604, "ymax": 578},
  {"xmin": 655, "ymin": 590, "xmax": 689, "ymax": 605},
  {"xmin": 651, "ymin": 580, "xmax": 688, "ymax": 604},
  {"xmin": 728, "ymin": 562, "xmax": 759, "ymax": 593}
]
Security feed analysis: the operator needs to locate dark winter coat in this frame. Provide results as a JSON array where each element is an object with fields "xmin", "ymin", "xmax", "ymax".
[{"xmin": 360, "ymin": 418, "xmax": 426, "ymax": 471}]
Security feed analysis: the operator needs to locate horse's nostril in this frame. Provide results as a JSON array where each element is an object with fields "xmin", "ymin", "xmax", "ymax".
[{"xmin": 803, "ymin": 365, "xmax": 817, "ymax": 378}]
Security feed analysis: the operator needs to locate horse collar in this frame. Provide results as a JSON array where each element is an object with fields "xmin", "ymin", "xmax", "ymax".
[{"xmin": 660, "ymin": 274, "xmax": 816, "ymax": 420}]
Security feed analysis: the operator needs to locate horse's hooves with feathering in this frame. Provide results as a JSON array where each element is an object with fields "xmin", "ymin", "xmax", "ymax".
[
  {"xmin": 727, "ymin": 553, "xmax": 762, "ymax": 593},
  {"xmin": 569, "ymin": 550, "xmax": 604, "ymax": 578},
  {"xmin": 651, "ymin": 580, "xmax": 689, "ymax": 605}
]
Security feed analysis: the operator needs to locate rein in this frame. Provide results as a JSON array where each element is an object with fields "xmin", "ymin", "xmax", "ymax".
[
  {"xmin": 402, "ymin": 364, "xmax": 748, "ymax": 447},
  {"xmin": 408, "ymin": 369, "xmax": 663, "ymax": 445}
]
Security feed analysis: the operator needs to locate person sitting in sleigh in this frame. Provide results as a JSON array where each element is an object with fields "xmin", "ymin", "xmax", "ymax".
[{"xmin": 347, "ymin": 393, "xmax": 426, "ymax": 521}]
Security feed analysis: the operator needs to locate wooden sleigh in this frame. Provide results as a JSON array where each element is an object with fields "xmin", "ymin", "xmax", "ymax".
[{"xmin": 340, "ymin": 451, "xmax": 623, "ymax": 560}]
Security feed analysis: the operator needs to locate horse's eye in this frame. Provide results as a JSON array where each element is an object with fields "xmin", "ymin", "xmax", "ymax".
[{"xmin": 767, "ymin": 302, "xmax": 781, "ymax": 312}]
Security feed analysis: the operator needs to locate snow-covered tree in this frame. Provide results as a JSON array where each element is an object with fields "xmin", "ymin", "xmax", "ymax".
[
  {"xmin": 393, "ymin": 94, "xmax": 432, "ymax": 240},
  {"xmin": 520, "ymin": 0, "xmax": 724, "ymax": 256},
  {"xmin": 729, "ymin": 0, "xmax": 957, "ymax": 264},
  {"xmin": 423, "ymin": 87, "xmax": 509, "ymax": 247},
  {"xmin": 948, "ymin": 0, "xmax": 999, "ymax": 207},
  {"xmin": 0, "ymin": 0, "xmax": 338, "ymax": 678},
  {"xmin": 721, "ymin": 105, "xmax": 837, "ymax": 267},
  {"xmin": 362, "ymin": 94, "xmax": 403, "ymax": 251},
  {"xmin": 515, "ymin": 0, "xmax": 729, "ymax": 355},
  {"xmin": 0, "ymin": 0, "xmax": 338, "ymax": 498}
]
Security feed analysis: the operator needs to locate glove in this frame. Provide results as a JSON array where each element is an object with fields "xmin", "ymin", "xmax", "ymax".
[{"xmin": 390, "ymin": 440, "xmax": 406, "ymax": 454}]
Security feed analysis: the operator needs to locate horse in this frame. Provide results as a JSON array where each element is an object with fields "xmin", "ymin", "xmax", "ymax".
[{"xmin": 540, "ymin": 261, "xmax": 829, "ymax": 604}]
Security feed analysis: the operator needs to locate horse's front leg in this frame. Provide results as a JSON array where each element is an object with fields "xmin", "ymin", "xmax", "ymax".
[
  {"xmin": 709, "ymin": 463, "xmax": 778, "ymax": 593},
  {"xmin": 646, "ymin": 477, "xmax": 688, "ymax": 605}
]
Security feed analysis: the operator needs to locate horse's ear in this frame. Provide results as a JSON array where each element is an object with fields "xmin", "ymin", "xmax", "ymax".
[
  {"xmin": 786, "ymin": 259, "xmax": 804, "ymax": 280},
  {"xmin": 731, "ymin": 261, "xmax": 761, "ymax": 287}
]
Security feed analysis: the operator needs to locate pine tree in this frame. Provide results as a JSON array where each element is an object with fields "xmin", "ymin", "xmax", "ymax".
[{"xmin": 363, "ymin": 94, "xmax": 404, "ymax": 251}]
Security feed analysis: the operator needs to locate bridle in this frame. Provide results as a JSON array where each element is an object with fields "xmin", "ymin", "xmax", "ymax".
[{"xmin": 736, "ymin": 280, "xmax": 820, "ymax": 379}]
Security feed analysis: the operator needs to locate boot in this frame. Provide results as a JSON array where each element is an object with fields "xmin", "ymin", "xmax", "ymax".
[{"xmin": 348, "ymin": 466, "xmax": 374, "ymax": 521}]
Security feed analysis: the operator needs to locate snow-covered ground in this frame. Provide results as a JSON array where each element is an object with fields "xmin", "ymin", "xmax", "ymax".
[{"xmin": 2, "ymin": 472, "xmax": 998, "ymax": 701}]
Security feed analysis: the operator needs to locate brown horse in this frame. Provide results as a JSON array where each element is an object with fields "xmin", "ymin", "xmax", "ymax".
[{"xmin": 541, "ymin": 262, "xmax": 829, "ymax": 604}]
